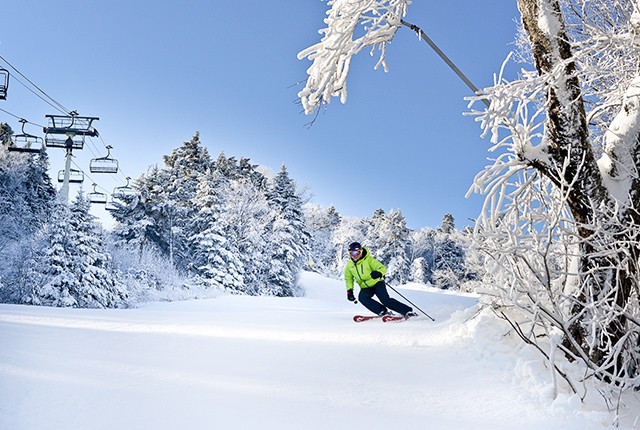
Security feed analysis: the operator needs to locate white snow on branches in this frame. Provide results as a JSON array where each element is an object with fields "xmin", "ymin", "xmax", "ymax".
[
  {"xmin": 297, "ymin": 0, "xmax": 410, "ymax": 115},
  {"xmin": 598, "ymin": 76, "xmax": 640, "ymax": 204}
]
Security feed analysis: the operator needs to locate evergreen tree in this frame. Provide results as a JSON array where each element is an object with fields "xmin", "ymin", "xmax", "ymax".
[
  {"xmin": 265, "ymin": 165, "xmax": 310, "ymax": 296},
  {"xmin": 24, "ymin": 193, "xmax": 127, "ymax": 308},
  {"xmin": 432, "ymin": 232, "xmax": 466, "ymax": 290},
  {"xmin": 110, "ymin": 166, "xmax": 168, "ymax": 256},
  {"xmin": 375, "ymin": 209, "xmax": 411, "ymax": 284},
  {"xmin": 0, "ymin": 142, "xmax": 56, "ymax": 301},
  {"xmin": 189, "ymin": 170, "xmax": 245, "ymax": 291},
  {"xmin": 364, "ymin": 208, "xmax": 386, "ymax": 252},
  {"xmin": 0, "ymin": 122, "xmax": 12, "ymax": 145},
  {"xmin": 161, "ymin": 133, "xmax": 211, "ymax": 269},
  {"xmin": 331, "ymin": 215, "xmax": 370, "ymax": 279},
  {"xmin": 440, "ymin": 213, "xmax": 455, "ymax": 234},
  {"xmin": 410, "ymin": 228, "xmax": 436, "ymax": 284},
  {"xmin": 223, "ymin": 178, "xmax": 272, "ymax": 295},
  {"xmin": 112, "ymin": 133, "xmax": 212, "ymax": 271},
  {"xmin": 0, "ymin": 145, "xmax": 55, "ymax": 242},
  {"xmin": 305, "ymin": 204, "xmax": 341, "ymax": 273},
  {"xmin": 410, "ymin": 256, "xmax": 429, "ymax": 285}
]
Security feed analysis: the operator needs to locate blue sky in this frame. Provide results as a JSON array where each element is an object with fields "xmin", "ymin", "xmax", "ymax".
[{"xmin": 1, "ymin": 1, "xmax": 521, "ymax": 230}]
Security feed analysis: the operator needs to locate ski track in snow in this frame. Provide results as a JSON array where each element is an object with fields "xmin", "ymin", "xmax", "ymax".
[{"xmin": 0, "ymin": 271, "xmax": 634, "ymax": 430}]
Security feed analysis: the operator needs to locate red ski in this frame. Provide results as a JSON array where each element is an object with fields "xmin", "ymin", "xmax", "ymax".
[
  {"xmin": 353, "ymin": 315, "xmax": 382, "ymax": 322},
  {"xmin": 382, "ymin": 314, "xmax": 418, "ymax": 322}
]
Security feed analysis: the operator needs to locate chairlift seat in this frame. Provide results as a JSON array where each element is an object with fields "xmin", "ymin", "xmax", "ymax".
[
  {"xmin": 90, "ymin": 159, "xmax": 119, "ymax": 173},
  {"xmin": 44, "ymin": 114, "xmax": 99, "ymax": 137},
  {"xmin": 58, "ymin": 169, "xmax": 84, "ymax": 184},
  {"xmin": 90, "ymin": 149, "xmax": 119, "ymax": 174},
  {"xmin": 112, "ymin": 177, "xmax": 135, "ymax": 200},
  {"xmin": 112, "ymin": 186, "xmax": 135, "ymax": 200},
  {"xmin": 7, "ymin": 119, "xmax": 43, "ymax": 153},
  {"xmin": 0, "ymin": 68, "xmax": 8, "ymax": 100},
  {"xmin": 9, "ymin": 134, "xmax": 44, "ymax": 153},
  {"xmin": 88, "ymin": 183, "xmax": 107, "ymax": 204},
  {"xmin": 45, "ymin": 135, "xmax": 84, "ymax": 149},
  {"xmin": 89, "ymin": 192, "xmax": 108, "ymax": 204}
]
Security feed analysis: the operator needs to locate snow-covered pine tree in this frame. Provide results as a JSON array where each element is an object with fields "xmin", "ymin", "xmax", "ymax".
[
  {"xmin": 364, "ymin": 208, "xmax": 386, "ymax": 252},
  {"xmin": 409, "ymin": 256, "xmax": 429, "ymax": 285},
  {"xmin": 161, "ymin": 132, "xmax": 211, "ymax": 270},
  {"xmin": 67, "ymin": 192, "xmax": 127, "ymax": 307},
  {"xmin": 440, "ymin": 213, "xmax": 455, "ymax": 234},
  {"xmin": 0, "ymin": 122, "xmax": 11, "ymax": 145},
  {"xmin": 24, "ymin": 193, "xmax": 126, "ymax": 308},
  {"xmin": 409, "ymin": 228, "xmax": 436, "ymax": 284},
  {"xmin": 330, "ymin": 215, "xmax": 370, "ymax": 279},
  {"xmin": 374, "ymin": 209, "xmax": 412, "ymax": 284},
  {"xmin": 111, "ymin": 133, "xmax": 212, "ymax": 272},
  {"xmin": 223, "ymin": 178, "xmax": 272, "ymax": 295},
  {"xmin": 0, "ymin": 143, "xmax": 55, "ymax": 242},
  {"xmin": 431, "ymin": 215, "xmax": 466, "ymax": 289},
  {"xmin": 188, "ymin": 170, "xmax": 245, "ymax": 292},
  {"xmin": 0, "ymin": 140, "xmax": 56, "ymax": 302},
  {"xmin": 110, "ymin": 165, "xmax": 169, "ymax": 256},
  {"xmin": 304, "ymin": 204, "xmax": 341, "ymax": 274},
  {"xmin": 264, "ymin": 165, "xmax": 311, "ymax": 297}
]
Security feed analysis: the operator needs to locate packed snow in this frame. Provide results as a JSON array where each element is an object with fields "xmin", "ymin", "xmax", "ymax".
[{"xmin": 0, "ymin": 271, "xmax": 636, "ymax": 429}]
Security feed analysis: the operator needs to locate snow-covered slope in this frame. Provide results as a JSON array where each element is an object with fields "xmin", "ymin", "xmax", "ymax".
[{"xmin": 0, "ymin": 272, "xmax": 634, "ymax": 429}]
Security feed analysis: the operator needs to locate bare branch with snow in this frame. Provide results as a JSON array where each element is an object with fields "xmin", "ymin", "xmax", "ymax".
[{"xmin": 297, "ymin": 0, "xmax": 410, "ymax": 115}]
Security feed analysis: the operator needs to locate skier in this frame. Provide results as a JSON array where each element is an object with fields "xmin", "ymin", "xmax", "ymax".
[{"xmin": 344, "ymin": 241, "xmax": 417, "ymax": 318}]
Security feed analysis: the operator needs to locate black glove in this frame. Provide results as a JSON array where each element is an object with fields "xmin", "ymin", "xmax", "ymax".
[
  {"xmin": 347, "ymin": 290, "xmax": 355, "ymax": 301},
  {"xmin": 370, "ymin": 270, "xmax": 382, "ymax": 279}
]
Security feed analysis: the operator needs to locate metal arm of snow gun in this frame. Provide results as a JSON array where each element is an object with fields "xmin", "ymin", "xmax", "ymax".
[
  {"xmin": 387, "ymin": 283, "xmax": 435, "ymax": 321},
  {"xmin": 400, "ymin": 19, "xmax": 490, "ymax": 109}
]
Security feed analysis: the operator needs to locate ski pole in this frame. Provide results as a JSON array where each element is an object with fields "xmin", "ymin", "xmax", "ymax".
[{"xmin": 387, "ymin": 283, "xmax": 435, "ymax": 321}]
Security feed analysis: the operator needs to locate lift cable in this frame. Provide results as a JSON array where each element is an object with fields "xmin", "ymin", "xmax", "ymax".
[
  {"xmin": 0, "ymin": 55, "xmax": 135, "ymax": 193},
  {"xmin": 0, "ymin": 54, "xmax": 70, "ymax": 114}
]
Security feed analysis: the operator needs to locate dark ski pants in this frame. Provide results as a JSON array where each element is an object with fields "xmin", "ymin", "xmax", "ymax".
[{"xmin": 358, "ymin": 281, "xmax": 411, "ymax": 316}]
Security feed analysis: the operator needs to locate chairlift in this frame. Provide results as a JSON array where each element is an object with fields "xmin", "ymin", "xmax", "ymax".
[
  {"xmin": 44, "ymin": 112, "xmax": 98, "ymax": 149},
  {"xmin": 88, "ymin": 183, "xmax": 107, "ymax": 204},
  {"xmin": 57, "ymin": 168, "xmax": 84, "ymax": 184},
  {"xmin": 44, "ymin": 113, "xmax": 99, "ymax": 137},
  {"xmin": 112, "ymin": 177, "xmax": 135, "ymax": 200},
  {"xmin": 89, "ymin": 145, "xmax": 119, "ymax": 174},
  {"xmin": 105, "ymin": 197, "xmax": 120, "ymax": 212},
  {"xmin": 45, "ymin": 135, "xmax": 85, "ymax": 150},
  {"xmin": 0, "ymin": 68, "xmax": 8, "ymax": 100},
  {"xmin": 8, "ymin": 119, "xmax": 44, "ymax": 153}
]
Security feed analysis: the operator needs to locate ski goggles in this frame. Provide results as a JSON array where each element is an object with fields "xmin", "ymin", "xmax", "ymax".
[{"xmin": 349, "ymin": 249, "xmax": 362, "ymax": 257}]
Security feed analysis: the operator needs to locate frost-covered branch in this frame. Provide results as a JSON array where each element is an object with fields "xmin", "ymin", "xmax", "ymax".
[{"xmin": 297, "ymin": 0, "xmax": 410, "ymax": 114}]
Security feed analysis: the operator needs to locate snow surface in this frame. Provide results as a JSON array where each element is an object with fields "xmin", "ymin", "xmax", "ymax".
[{"xmin": 0, "ymin": 271, "xmax": 635, "ymax": 430}]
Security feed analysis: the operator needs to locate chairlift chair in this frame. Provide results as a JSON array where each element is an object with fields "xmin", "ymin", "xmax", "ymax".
[
  {"xmin": 105, "ymin": 197, "xmax": 120, "ymax": 212},
  {"xmin": 44, "ymin": 113, "xmax": 98, "ymax": 150},
  {"xmin": 88, "ymin": 183, "xmax": 107, "ymax": 204},
  {"xmin": 45, "ymin": 135, "xmax": 85, "ymax": 150},
  {"xmin": 44, "ymin": 113, "xmax": 99, "ymax": 137},
  {"xmin": 89, "ymin": 145, "xmax": 119, "ymax": 174},
  {"xmin": 112, "ymin": 177, "xmax": 135, "ymax": 200},
  {"xmin": 8, "ymin": 119, "xmax": 44, "ymax": 154},
  {"xmin": 0, "ymin": 68, "xmax": 8, "ymax": 100},
  {"xmin": 57, "ymin": 168, "xmax": 84, "ymax": 184}
]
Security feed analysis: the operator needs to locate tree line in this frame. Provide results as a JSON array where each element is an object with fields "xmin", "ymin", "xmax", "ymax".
[{"xmin": 0, "ymin": 129, "xmax": 478, "ymax": 308}]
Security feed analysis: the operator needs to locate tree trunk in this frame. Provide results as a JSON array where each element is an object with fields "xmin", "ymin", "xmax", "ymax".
[{"xmin": 517, "ymin": 0, "xmax": 638, "ymax": 381}]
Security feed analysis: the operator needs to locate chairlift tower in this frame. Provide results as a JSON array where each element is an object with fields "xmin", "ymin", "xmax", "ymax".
[{"xmin": 43, "ymin": 111, "xmax": 99, "ymax": 202}]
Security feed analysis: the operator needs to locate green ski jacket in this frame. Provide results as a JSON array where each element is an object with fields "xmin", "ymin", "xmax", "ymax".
[{"xmin": 344, "ymin": 248, "xmax": 386, "ymax": 291}]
